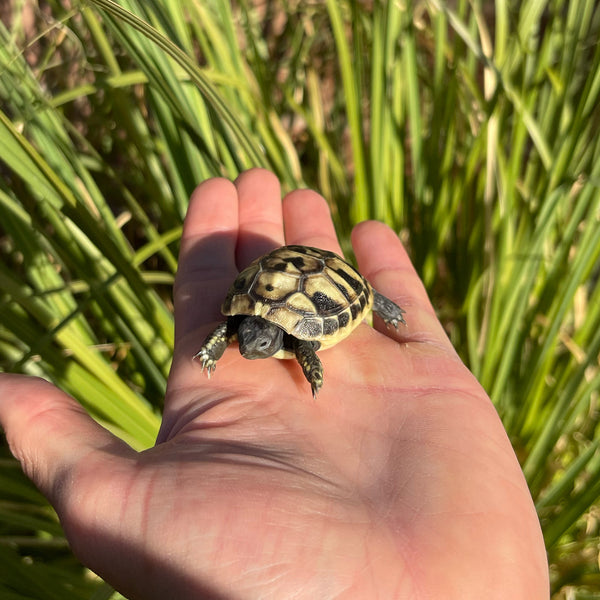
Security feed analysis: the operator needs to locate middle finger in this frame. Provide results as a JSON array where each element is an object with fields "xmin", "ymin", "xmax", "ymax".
[
  {"xmin": 282, "ymin": 189, "xmax": 342, "ymax": 255},
  {"xmin": 234, "ymin": 168, "xmax": 285, "ymax": 268}
]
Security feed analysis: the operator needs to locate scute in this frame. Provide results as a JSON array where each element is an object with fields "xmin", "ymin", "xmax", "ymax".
[
  {"xmin": 326, "ymin": 268, "xmax": 361, "ymax": 302},
  {"xmin": 261, "ymin": 248, "xmax": 322, "ymax": 274},
  {"xmin": 254, "ymin": 270, "xmax": 299, "ymax": 300},
  {"xmin": 221, "ymin": 245, "xmax": 374, "ymax": 346},
  {"xmin": 286, "ymin": 292, "xmax": 318, "ymax": 315},
  {"xmin": 310, "ymin": 291, "xmax": 344, "ymax": 313},
  {"xmin": 337, "ymin": 312, "xmax": 350, "ymax": 328},
  {"xmin": 331, "ymin": 265, "xmax": 365, "ymax": 295},
  {"xmin": 303, "ymin": 276, "xmax": 348, "ymax": 312},
  {"xmin": 293, "ymin": 317, "xmax": 323, "ymax": 339},
  {"xmin": 222, "ymin": 261, "xmax": 260, "ymax": 314},
  {"xmin": 323, "ymin": 317, "xmax": 339, "ymax": 336}
]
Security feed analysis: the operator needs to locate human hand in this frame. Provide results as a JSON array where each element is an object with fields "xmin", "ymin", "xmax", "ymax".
[{"xmin": 0, "ymin": 169, "xmax": 548, "ymax": 599}]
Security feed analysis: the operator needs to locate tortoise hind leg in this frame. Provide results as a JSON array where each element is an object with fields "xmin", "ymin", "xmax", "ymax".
[
  {"xmin": 293, "ymin": 339, "xmax": 323, "ymax": 398},
  {"xmin": 372, "ymin": 290, "xmax": 406, "ymax": 328}
]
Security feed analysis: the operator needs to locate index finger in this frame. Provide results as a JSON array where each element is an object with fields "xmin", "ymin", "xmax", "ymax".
[{"xmin": 174, "ymin": 178, "xmax": 239, "ymax": 344}]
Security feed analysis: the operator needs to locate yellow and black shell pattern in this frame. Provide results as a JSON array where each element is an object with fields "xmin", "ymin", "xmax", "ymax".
[{"xmin": 222, "ymin": 245, "xmax": 373, "ymax": 352}]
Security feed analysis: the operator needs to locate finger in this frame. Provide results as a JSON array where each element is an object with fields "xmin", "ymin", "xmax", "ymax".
[
  {"xmin": 282, "ymin": 190, "xmax": 343, "ymax": 254},
  {"xmin": 352, "ymin": 221, "xmax": 455, "ymax": 351},
  {"xmin": 0, "ymin": 374, "xmax": 133, "ymax": 511},
  {"xmin": 234, "ymin": 168, "xmax": 285, "ymax": 267},
  {"xmin": 174, "ymin": 178, "xmax": 239, "ymax": 343}
]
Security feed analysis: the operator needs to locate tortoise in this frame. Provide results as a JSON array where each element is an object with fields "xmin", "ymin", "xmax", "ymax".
[{"xmin": 194, "ymin": 245, "xmax": 406, "ymax": 397}]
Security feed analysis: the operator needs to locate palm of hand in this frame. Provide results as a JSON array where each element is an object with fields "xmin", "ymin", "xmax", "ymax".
[{"xmin": 0, "ymin": 170, "xmax": 548, "ymax": 599}]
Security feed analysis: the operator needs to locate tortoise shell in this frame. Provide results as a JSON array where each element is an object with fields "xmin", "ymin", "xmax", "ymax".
[{"xmin": 222, "ymin": 245, "xmax": 373, "ymax": 351}]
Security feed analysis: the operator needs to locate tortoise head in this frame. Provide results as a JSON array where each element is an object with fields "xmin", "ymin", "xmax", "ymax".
[{"xmin": 238, "ymin": 316, "xmax": 284, "ymax": 360}]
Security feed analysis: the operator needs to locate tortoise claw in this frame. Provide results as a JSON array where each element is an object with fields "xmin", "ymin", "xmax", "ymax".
[
  {"xmin": 385, "ymin": 314, "xmax": 406, "ymax": 329},
  {"xmin": 193, "ymin": 350, "xmax": 215, "ymax": 377}
]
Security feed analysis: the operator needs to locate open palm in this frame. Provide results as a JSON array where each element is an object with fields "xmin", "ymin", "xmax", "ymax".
[{"xmin": 0, "ymin": 169, "xmax": 548, "ymax": 599}]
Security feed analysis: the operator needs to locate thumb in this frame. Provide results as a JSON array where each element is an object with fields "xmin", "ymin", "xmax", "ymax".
[{"xmin": 0, "ymin": 374, "xmax": 133, "ymax": 510}]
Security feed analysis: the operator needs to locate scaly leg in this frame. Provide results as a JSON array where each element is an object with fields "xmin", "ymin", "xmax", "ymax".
[
  {"xmin": 194, "ymin": 322, "xmax": 231, "ymax": 377},
  {"xmin": 372, "ymin": 289, "xmax": 406, "ymax": 328},
  {"xmin": 294, "ymin": 339, "xmax": 323, "ymax": 398}
]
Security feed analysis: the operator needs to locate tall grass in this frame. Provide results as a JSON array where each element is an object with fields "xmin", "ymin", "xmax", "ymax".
[{"xmin": 1, "ymin": 0, "xmax": 599, "ymax": 597}]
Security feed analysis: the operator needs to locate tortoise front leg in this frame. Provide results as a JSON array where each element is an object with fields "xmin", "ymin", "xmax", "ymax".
[
  {"xmin": 194, "ymin": 321, "xmax": 234, "ymax": 377},
  {"xmin": 294, "ymin": 339, "xmax": 323, "ymax": 398}
]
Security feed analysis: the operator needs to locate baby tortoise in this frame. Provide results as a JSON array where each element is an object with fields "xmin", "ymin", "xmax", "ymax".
[{"xmin": 194, "ymin": 245, "xmax": 406, "ymax": 397}]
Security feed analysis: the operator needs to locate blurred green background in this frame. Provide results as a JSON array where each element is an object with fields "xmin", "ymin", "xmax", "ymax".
[{"xmin": 1, "ymin": 0, "xmax": 599, "ymax": 597}]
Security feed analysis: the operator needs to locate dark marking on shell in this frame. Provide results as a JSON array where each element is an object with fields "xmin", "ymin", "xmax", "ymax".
[
  {"xmin": 311, "ymin": 291, "xmax": 342, "ymax": 313},
  {"xmin": 338, "ymin": 312, "xmax": 350, "ymax": 328},
  {"xmin": 286, "ymin": 256, "xmax": 306, "ymax": 270},
  {"xmin": 288, "ymin": 245, "xmax": 321, "ymax": 257},
  {"xmin": 334, "ymin": 267, "xmax": 364, "ymax": 295},
  {"xmin": 323, "ymin": 317, "xmax": 338, "ymax": 335},
  {"xmin": 350, "ymin": 302, "xmax": 361, "ymax": 320},
  {"xmin": 333, "ymin": 281, "xmax": 352, "ymax": 301}
]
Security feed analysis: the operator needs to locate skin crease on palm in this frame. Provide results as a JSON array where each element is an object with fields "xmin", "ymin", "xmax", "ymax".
[{"xmin": 0, "ymin": 168, "xmax": 549, "ymax": 599}]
